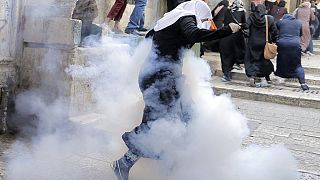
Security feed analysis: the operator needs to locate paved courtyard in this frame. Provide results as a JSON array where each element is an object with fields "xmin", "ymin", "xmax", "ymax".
[
  {"xmin": 1, "ymin": 97, "xmax": 319, "ymax": 179},
  {"xmin": 234, "ymin": 98, "xmax": 320, "ymax": 180}
]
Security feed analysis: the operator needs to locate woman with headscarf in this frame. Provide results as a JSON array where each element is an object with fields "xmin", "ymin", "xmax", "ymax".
[
  {"xmin": 275, "ymin": 14, "xmax": 309, "ymax": 90},
  {"xmin": 244, "ymin": 4, "xmax": 278, "ymax": 87},
  {"xmin": 202, "ymin": 0, "xmax": 229, "ymax": 52},
  {"xmin": 293, "ymin": 0, "xmax": 316, "ymax": 54},
  {"xmin": 219, "ymin": 0, "xmax": 247, "ymax": 81},
  {"xmin": 270, "ymin": 0, "xmax": 288, "ymax": 22},
  {"xmin": 110, "ymin": 1, "xmax": 240, "ymax": 179}
]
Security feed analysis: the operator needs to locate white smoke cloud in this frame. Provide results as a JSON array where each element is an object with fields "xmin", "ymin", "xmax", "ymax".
[{"xmin": 5, "ymin": 35, "xmax": 299, "ymax": 180}]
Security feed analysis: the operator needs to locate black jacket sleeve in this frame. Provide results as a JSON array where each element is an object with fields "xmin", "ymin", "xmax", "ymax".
[
  {"xmin": 268, "ymin": 16, "xmax": 278, "ymax": 43},
  {"xmin": 179, "ymin": 16, "xmax": 233, "ymax": 44}
]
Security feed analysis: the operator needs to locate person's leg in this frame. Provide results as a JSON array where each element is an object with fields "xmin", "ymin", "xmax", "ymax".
[
  {"xmin": 112, "ymin": 70, "xmax": 181, "ymax": 179},
  {"xmin": 113, "ymin": 0, "xmax": 127, "ymax": 30},
  {"xmin": 265, "ymin": 75, "xmax": 271, "ymax": 83},
  {"xmin": 106, "ymin": 0, "xmax": 126, "ymax": 23},
  {"xmin": 306, "ymin": 39, "xmax": 314, "ymax": 55},
  {"xmin": 139, "ymin": 12, "xmax": 145, "ymax": 30},
  {"xmin": 125, "ymin": 0, "xmax": 147, "ymax": 31},
  {"xmin": 296, "ymin": 67, "xmax": 309, "ymax": 90},
  {"xmin": 112, "ymin": 150, "xmax": 140, "ymax": 180}
]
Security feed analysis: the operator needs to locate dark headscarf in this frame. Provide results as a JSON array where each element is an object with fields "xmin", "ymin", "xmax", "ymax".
[
  {"xmin": 212, "ymin": 0, "xmax": 229, "ymax": 13},
  {"xmin": 249, "ymin": 4, "xmax": 267, "ymax": 27},
  {"xmin": 278, "ymin": 0, "xmax": 286, "ymax": 7}
]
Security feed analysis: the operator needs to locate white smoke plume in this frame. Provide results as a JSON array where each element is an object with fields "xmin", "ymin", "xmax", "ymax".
[{"xmin": 5, "ymin": 29, "xmax": 299, "ymax": 180}]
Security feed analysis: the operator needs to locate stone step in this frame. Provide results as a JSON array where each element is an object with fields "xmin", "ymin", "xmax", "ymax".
[
  {"xmin": 212, "ymin": 77, "xmax": 320, "ymax": 109},
  {"xmin": 215, "ymin": 69, "xmax": 320, "ymax": 88},
  {"xmin": 204, "ymin": 53, "xmax": 320, "ymax": 75}
]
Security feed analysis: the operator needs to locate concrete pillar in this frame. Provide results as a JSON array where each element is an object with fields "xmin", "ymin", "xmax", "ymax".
[{"xmin": 0, "ymin": 0, "xmax": 24, "ymax": 133}]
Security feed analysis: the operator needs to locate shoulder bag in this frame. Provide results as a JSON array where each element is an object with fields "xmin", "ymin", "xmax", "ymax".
[{"xmin": 264, "ymin": 15, "xmax": 277, "ymax": 60}]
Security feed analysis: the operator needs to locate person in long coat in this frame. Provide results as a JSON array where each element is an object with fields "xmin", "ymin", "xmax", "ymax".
[
  {"xmin": 202, "ymin": 0, "xmax": 229, "ymax": 52},
  {"xmin": 244, "ymin": 4, "xmax": 278, "ymax": 87},
  {"xmin": 275, "ymin": 14, "xmax": 309, "ymax": 90},
  {"xmin": 293, "ymin": 0, "xmax": 316, "ymax": 53},
  {"xmin": 219, "ymin": 0, "xmax": 247, "ymax": 81},
  {"xmin": 110, "ymin": 1, "xmax": 241, "ymax": 180}
]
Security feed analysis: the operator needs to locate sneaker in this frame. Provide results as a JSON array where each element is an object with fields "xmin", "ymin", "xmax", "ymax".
[
  {"xmin": 232, "ymin": 64, "xmax": 242, "ymax": 70},
  {"xmin": 138, "ymin": 27, "xmax": 149, "ymax": 32},
  {"xmin": 300, "ymin": 84, "xmax": 309, "ymax": 91},
  {"xmin": 306, "ymin": 51, "xmax": 314, "ymax": 56},
  {"xmin": 125, "ymin": 29, "xmax": 143, "ymax": 36},
  {"xmin": 259, "ymin": 79, "xmax": 270, "ymax": 87},
  {"xmin": 111, "ymin": 159, "xmax": 130, "ymax": 180},
  {"xmin": 221, "ymin": 75, "xmax": 231, "ymax": 82}
]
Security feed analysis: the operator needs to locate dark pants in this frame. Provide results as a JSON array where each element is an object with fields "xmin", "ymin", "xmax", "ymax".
[
  {"xmin": 107, "ymin": 0, "xmax": 128, "ymax": 21},
  {"xmin": 122, "ymin": 69, "xmax": 185, "ymax": 158}
]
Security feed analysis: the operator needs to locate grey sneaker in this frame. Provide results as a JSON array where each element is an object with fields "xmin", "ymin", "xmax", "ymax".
[
  {"xmin": 301, "ymin": 84, "xmax": 309, "ymax": 91},
  {"xmin": 221, "ymin": 75, "xmax": 231, "ymax": 82},
  {"xmin": 111, "ymin": 159, "xmax": 130, "ymax": 180}
]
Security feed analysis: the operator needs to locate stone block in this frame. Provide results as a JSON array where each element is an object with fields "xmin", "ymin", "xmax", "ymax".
[
  {"xmin": 24, "ymin": 4, "xmax": 75, "ymax": 18},
  {"xmin": 23, "ymin": 16, "xmax": 81, "ymax": 46}
]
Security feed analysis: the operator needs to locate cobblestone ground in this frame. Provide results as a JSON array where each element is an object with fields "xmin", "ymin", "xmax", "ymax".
[
  {"xmin": 1, "ymin": 98, "xmax": 319, "ymax": 179},
  {"xmin": 0, "ymin": 134, "xmax": 15, "ymax": 180},
  {"xmin": 234, "ymin": 98, "xmax": 320, "ymax": 180}
]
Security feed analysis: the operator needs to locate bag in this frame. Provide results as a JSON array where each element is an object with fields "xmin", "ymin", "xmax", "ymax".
[{"xmin": 264, "ymin": 15, "xmax": 277, "ymax": 59}]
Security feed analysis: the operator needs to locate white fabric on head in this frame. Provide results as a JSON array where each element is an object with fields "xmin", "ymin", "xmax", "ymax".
[{"xmin": 154, "ymin": 0, "xmax": 212, "ymax": 31}]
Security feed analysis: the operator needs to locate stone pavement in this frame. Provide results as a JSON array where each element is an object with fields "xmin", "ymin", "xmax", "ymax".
[
  {"xmin": 1, "ymin": 98, "xmax": 319, "ymax": 179},
  {"xmin": 234, "ymin": 98, "xmax": 320, "ymax": 180}
]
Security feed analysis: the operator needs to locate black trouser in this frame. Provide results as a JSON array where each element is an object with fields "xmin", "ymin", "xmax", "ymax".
[{"xmin": 122, "ymin": 69, "xmax": 184, "ymax": 158}]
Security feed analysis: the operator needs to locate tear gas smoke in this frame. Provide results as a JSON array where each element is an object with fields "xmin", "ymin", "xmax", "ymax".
[{"xmin": 5, "ymin": 10, "xmax": 298, "ymax": 180}]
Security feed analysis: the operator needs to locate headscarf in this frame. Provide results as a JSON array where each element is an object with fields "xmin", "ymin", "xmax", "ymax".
[
  {"xmin": 299, "ymin": 1, "xmax": 311, "ymax": 8},
  {"xmin": 212, "ymin": 0, "xmax": 229, "ymax": 16},
  {"xmin": 282, "ymin": 14, "xmax": 295, "ymax": 20},
  {"xmin": 230, "ymin": 0, "xmax": 245, "ymax": 12},
  {"xmin": 154, "ymin": 0, "xmax": 212, "ymax": 31},
  {"xmin": 278, "ymin": 0, "xmax": 286, "ymax": 7},
  {"xmin": 249, "ymin": 4, "xmax": 267, "ymax": 27}
]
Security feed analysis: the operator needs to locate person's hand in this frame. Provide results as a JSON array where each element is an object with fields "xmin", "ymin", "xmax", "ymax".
[{"xmin": 229, "ymin": 23, "xmax": 241, "ymax": 33}]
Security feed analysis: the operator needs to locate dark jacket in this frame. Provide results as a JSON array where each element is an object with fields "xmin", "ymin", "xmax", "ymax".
[
  {"xmin": 245, "ymin": 5, "xmax": 278, "ymax": 77},
  {"xmin": 275, "ymin": 14, "xmax": 304, "ymax": 78},
  {"xmin": 152, "ymin": 15, "xmax": 233, "ymax": 61}
]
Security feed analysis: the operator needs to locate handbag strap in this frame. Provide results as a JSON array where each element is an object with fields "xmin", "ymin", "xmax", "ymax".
[{"xmin": 265, "ymin": 15, "xmax": 269, "ymax": 43}]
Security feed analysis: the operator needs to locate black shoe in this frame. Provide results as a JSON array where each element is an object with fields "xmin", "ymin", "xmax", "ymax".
[
  {"xmin": 124, "ymin": 29, "xmax": 143, "ymax": 36},
  {"xmin": 301, "ymin": 84, "xmax": 309, "ymax": 91},
  {"xmin": 138, "ymin": 27, "xmax": 149, "ymax": 32},
  {"xmin": 221, "ymin": 74, "xmax": 231, "ymax": 82},
  {"xmin": 111, "ymin": 159, "xmax": 130, "ymax": 180}
]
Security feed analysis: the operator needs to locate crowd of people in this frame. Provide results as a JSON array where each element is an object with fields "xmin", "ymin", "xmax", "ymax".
[
  {"xmin": 72, "ymin": 0, "xmax": 318, "ymax": 90},
  {"xmin": 203, "ymin": 0, "xmax": 319, "ymax": 90},
  {"xmin": 71, "ymin": 1, "xmax": 317, "ymax": 180}
]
